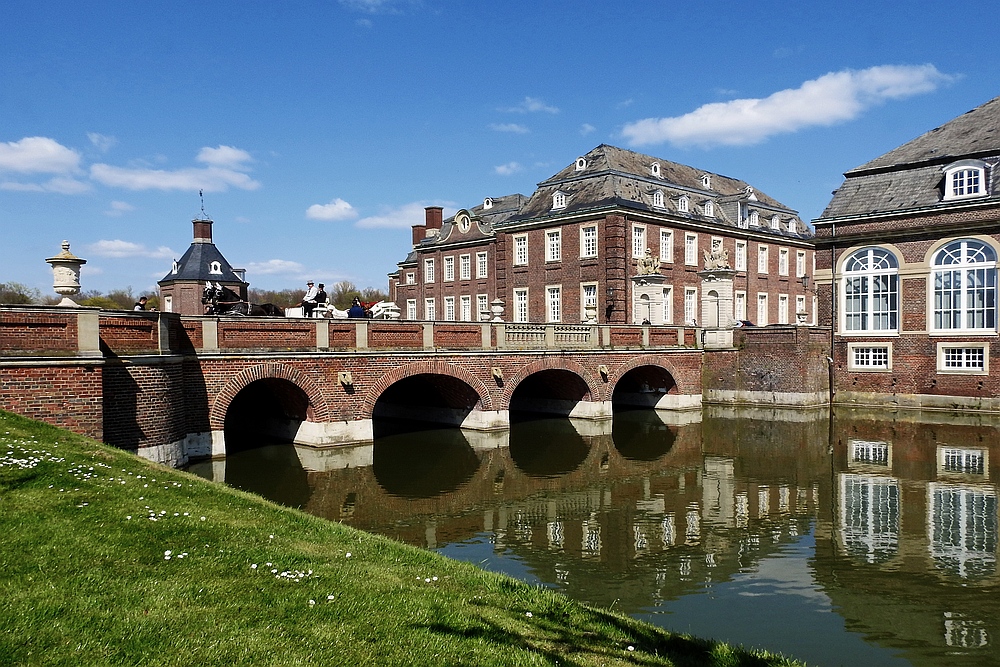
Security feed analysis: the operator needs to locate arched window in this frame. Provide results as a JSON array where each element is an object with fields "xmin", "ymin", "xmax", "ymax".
[
  {"xmin": 943, "ymin": 160, "xmax": 988, "ymax": 201},
  {"xmin": 933, "ymin": 239, "xmax": 997, "ymax": 331},
  {"xmin": 552, "ymin": 191, "xmax": 567, "ymax": 209},
  {"xmin": 652, "ymin": 190, "xmax": 664, "ymax": 208},
  {"xmin": 843, "ymin": 247, "xmax": 898, "ymax": 332},
  {"xmin": 677, "ymin": 195, "xmax": 689, "ymax": 213}
]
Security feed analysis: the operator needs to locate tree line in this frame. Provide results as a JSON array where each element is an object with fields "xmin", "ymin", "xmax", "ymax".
[{"xmin": 0, "ymin": 280, "xmax": 388, "ymax": 311}]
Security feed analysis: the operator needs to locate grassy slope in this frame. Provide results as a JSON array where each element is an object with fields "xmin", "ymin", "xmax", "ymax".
[{"xmin": 0, "ymin": 411, "xmax": 802, "ymax": 666}]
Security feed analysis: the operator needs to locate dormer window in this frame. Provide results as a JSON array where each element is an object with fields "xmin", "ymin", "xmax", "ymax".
[
  {"xmin": 703, "ymin": 200, "xmax": 715, "ymax": 217},
  {"xmin": 677, "ymin": 195, "xmax": 690, "ymax": 213},
  {"xmin": 943, "ymin": 160, "xmax": 988, "ymax": 201},
  {"xmin": 552, "ymin": 191, "xmax": 567, "ymax": 209},
  {"xmin": 787, "ymin": 218, "xmax": 797, "ymax": 233},
  {"xmin": 455, "ymin": 213, "xmax": 471, "ymax": 233},
  {"xmin": 652, "ymin": 190, "xmax": 664, "ymax": 208},
  {"xmin": 209, "ymin": 261, "xmax": 222, "ymax": 274},
  {"xmin": 745, "ymin": 186, "xmax": 758, "ymax": 201},
  {"xmin": 575, "ymin": 157, "xmax": 587, "ymax": 172},
  {"xmin": 650, "ymin": 162, "xmax": 661, "ymax": 178},
  {"xmin": 770, "ymin": 214, "xmax": 781, "ymax": 230},
  {"xmin": 172, "ymin": 260, "xmax": 179, "ymax": 274},
  {"xmin": 749, "ymin": 210, "xmax": 759, "ymax": 226},
  {"xmin": 483, "ymin": 197, "xmax": 494, "ymax": 210},
  {"xmin": 702, "ymin": 174, "xmax": 712, "ymax": 189}
]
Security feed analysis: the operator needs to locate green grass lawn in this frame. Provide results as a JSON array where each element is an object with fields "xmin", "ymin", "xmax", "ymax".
[{"xmin": 0, "ymin": 410, "xmax": 803, "ymax": 666}]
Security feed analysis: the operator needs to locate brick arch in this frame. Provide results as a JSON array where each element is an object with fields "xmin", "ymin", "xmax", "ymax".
[
  {"xmin": 210, "ymin": 363, "xmax": 330, "ymax": 430},
  {"xmin": 360, "ymin": 360, "xmax": 496, "ymax": 418},
  {"xmin": 502, "ymin": 357, "xmax": 605, "ymax": 406},
  {"xmin": 609, "ymin": 354, "xmax": 690, "ymax": 395}
]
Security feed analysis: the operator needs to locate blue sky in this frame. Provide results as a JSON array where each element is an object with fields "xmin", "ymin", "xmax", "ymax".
[{"xmin": 2, "ymin": 0, "xmax": 998, "ymax": 296}]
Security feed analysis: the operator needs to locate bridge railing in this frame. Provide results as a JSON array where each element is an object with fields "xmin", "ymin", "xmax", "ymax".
[{"xmin": 0, "ymin": 306, "xmax": 703, "ymax": 356}]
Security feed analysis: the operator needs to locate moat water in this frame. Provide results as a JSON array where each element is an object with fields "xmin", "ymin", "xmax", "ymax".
[{"xmin": 187, "ymin": 408, "xmax": 1000, "ymax": 667}]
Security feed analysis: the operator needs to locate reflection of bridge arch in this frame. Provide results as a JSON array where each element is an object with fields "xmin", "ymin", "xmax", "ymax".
[
  {"xmin": 210, "ymin": 363, "xmax": 330, "ymax": 431},
  {"xmin": 504, "ymin": 358, "xmax": 605, "ymax": 418},
  {"xmin": 609, "ymin": 355, "xmax": 697, "ymax": 411},
  {"xmin": 362, "ymin": 361, "xmax": 496, "ymax": 417}
]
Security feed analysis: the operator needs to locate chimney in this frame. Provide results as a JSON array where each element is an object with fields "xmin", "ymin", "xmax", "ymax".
[
  {"xmin": 424, "ymin": 206, "xmax": 443, "ymax": 231},
  {"xmin": 411, "ymin": 224, "xmax": 425, "ymax": 246},
  {"xmin": 193, "ymin": 218, "xmax": 213, "ymax": 243}
]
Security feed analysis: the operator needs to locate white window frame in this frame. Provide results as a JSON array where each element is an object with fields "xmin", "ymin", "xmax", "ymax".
[
  {"xmin": 632, "ymin": 225, "xmax": 646, "ymax": 258},
  {"xmin": 443, "ymin": 256, "xmax": 455, "ymax": 282},
  {"xmin": 405, "ymin": 272, "xmax": 415, "ymax": 285},
  {"xmin": 513, "ymin": 288, "xmax": 528, "ymax": 323},
  {"xmin": 443, "ymin": 296, "xmax": 455, "ymax": 321},
  {"xmin": 476, "ymin": 252, "xmax": 488, "ymax": 279},
  {"xmin": 778, "ymin": 294, "xmax": 789, "ymax": 324},
  {"xmin": 848, "ymin": 342, "xmax": 893, "ymax": 371},
  {"xmin": 778, "ymin": 248, "xmax": 789, "ymax": 276},
  {"xmin": 937, "ymin": 343, "xmax": 989, "ymax": 374},
  {"xmin": 684, "ymin": 233, "xmax": 698, "ymax": 266},
  {"xmin": 749, "ymin": 210, "xmax": 759, "ymax": 226},
  {"xmin": 553, "ymin": 191, "xmax": 567, "ymax": 209},
  {"xmin": 944, "ymin": 162, "xmax": 988, "ymax": 201},
  {"xmin": 931, "ymin": 239, "xmax": 998, "ymax": 333},
  {"xmin": 652, "ymin": 190, "xmax": 664, "ymax": 208},
  {"xmin": 796, "ymin": 294, "xmax": 806, "ymax": 319},
  {"xmin": 770, "ymin": 214, "xmax": 781, "ymax": 230},
  {"xmin": 796, "ymin": 251, "xmax": 806, "ymax": 277},
  {"xmin": 546, "ymin": 285, "xmax": 562, "ymax": 322},
  {"xmin": 735, "ymin": 241, "xmax": 747, "ymax": 271},
  {"xmin": 163, "ymin": 295, "xmax": 173, "ymax": 313},
  {"xmin": 843, "ymin": 247, "xmax": 899, "ymax": 334},
  {"xmin": 704, "ymin": 200, "xmax": 714, "ymax": 217},
  {"xmin": 424, "ymin": 258, "xmax": 435, "ymax": 283},
  {"xmin": 757, "ymin": 245, "xmax": 769, "ymax": 274},
  {"xmin": 678, "ymin": 195, "xmax": 689, "ymax": 213},
  {"xmin": 546, "ymin": 229, "xmax": 562, "ymax": 262},
  {"xmin": 660, "ymin": 229, "xmax": 674, "ymax": 263},
  {"xmin": 734, "ymin": 291, "xmax": 746, "ymax": 322},
  {"xmin": 662, "ymin": 285, "xmax": 673, "ymax": 324},
  {"xmin": 424, "ymin": 297, "xmax": 436, "ymax": 320},
  {"xmin": 684, "ymin": 287, "xmax": 698, "ymax": 326},
  {"xmin": 460, "ymin": 295, "xmax": 471, "ymax": 321},
  {"xmin": 580, "ymin": 282, "xmax": 598, "ymax": 321},
  {"xmin": 477, "ymin": 294, "xmax": 489, "ymax": 321},
  {"xmin": 580, "ymin": 225, "xmax": 598, "ymax": 258},
  {"xmin": 757, "ymin": 293, "xmax": 769, "ymax": 326},
  {"xmin": 513, "ymin": 234, "xmax": 528, "ymax": 266},
  {"xmin": 406, "ymin": 299, "xmax": 416, "ymax": 320},
  {"xmin": 459, "ymin": 254, "xmax": 471, "ymax": 280}
]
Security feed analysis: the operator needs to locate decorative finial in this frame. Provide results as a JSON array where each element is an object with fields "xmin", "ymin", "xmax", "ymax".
[{"xmin": 199, "ymin": 189, "xmax": 208, "ymax": 220}]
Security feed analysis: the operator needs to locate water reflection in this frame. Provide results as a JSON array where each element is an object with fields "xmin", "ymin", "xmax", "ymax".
[{"xmin": 187, "ymin": 408, "xmax": 1000, "ymax": 666}]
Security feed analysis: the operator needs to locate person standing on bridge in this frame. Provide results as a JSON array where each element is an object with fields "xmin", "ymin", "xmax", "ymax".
[
  {"xmin": 133, "ymin": 296, "xmax": 147, "ymax": 311},
  {"xmin": 301, "ymin": 281, "xmax": 318, "ymax": 318},
  {"xmin": 347, "ymin": 297, "xmax": 366, "ymax": 318}
]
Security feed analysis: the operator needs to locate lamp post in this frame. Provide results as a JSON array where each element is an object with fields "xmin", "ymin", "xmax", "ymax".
[{"xmin": 45, "ymin": 240, "xmax": 87, "ymax": 306}]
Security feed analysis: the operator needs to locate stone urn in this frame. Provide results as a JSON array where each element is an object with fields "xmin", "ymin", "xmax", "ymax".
[
  {"xmin": 490, "ymin": 298, "xmax": 505, "ymax": 322},
  {"xmin": 583, "ymin": 304, "xmax": 598, "ymax": 323},
  {"xmin": 45, "ymin": 240, "xmax": 87, "ymax": 306},
  {"xmin": 796, "ymin": 310, "xmax": 809, "ymax": 325}
]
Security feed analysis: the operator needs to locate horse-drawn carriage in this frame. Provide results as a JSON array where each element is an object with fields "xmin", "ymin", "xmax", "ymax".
[{"xmin": 202, "ymin": 283, "xmax": 284, "ymax": 316}]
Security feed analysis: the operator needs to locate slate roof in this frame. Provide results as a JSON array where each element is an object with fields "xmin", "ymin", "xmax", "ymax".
[
  {"xmin": 416, "ymin": 193, "xmax": 528, "ymax": 250},
  {"xmin": 158, "ymin": 222, "xmax": 245, "ymax": 285},
  {"xmin": 818, "ymin": 96, "xmax": 1000, "ymax": 221},
  {"xmin": 499, "ymin": 145, "xmax": 810, "ymax": 237}
]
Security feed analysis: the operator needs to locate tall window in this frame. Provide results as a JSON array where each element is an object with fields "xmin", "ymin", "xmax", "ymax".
[
  {"xmin": 844, "ymin": 247, "xmax": 898, "ymax": 332},
  {"xmin": 423, "ymin": 258, "xmax": 435, "ymax": 283},
  {"xmin": 662, "ymin": 286, "xmax": 673, "ymax": 323},
  {"xmin": 933, "ymin": 239, "xmax": 997, "ymax": 331},
  {"xmin": 632, "ymin": 225, "xmax": 646, "ymax": 258},
  {"xmin": 684, "ymin": 233, "xmax": 698, "ymax": 266},
  {"xmin": 444, "ymin": 256, "xmax": 455, "ymax": 282},
  {"xmin": 650, "ymin": 229, "xmax": 667, "ymax": 264},
  {"xmin": 477, "ymin": 294, "xmax": 488, "ymax": 320},
  {"xmin": 514, "ymin": 235, "xmax": 528, "ymax": 266},
  {"xmin": 406, "ymin": 299, "xmax": 416, "ymax": 320},
  {"xmin": 778, "ymin": 294, "xmax": 789, "ymax": 324},
  {"xmin": 757, "ymin": 293, "xmax": 769, "ymax": 326},
  {"xmin": 678, "ymin": 196, "xmax": 689, "ymax": 213},
  {"xmin": 735, "ymin": 241, "xmax": 747, "ymax": 271},
  {"xmin": 704, "ymin": 200, "xmax": 714, "ymax": 217},
  {"xmin": 581, "ymin": 283, "xmax": 597, "ymax": 319},
  {"xmin": 405, "ymin": 272, "xmax": 415, "ymax": 285},
  {"xmin": 460, "ymin": 295, "xmax": 471, "ymax": 321},
  {"xmin": 778, "ymin": 248, "xmax": 789, "ymax": 276},
  {"xmin": 796, "ymin": 251, "xmax": 806, "ymax": 277},
  {"xmin": 552, "ymin": 191, "xmax": 567, "ymax": 209},
  {"xmin": 459, "ymin": 254, "xmax": 471, "ymax": 280},
  {"xmin": 652, "ymin": 190, "xmax": 664, "ymax": 208},
  {"xmin": 580, "ymin": 225, "xmax": 598, "ymax": 258},
  {"xmin": 424, "ymin": 298, "xmax": 436, "ymax": 320},
  {"xmin": 513, "ymin": 288, "xmax": 528, "ymax": 322},
  {"xmin": 757, "ymin": 245, "xmax": 769, "ymax": 273},
  {"xmin": 735, "ymin": 291, "xmax": 746, "ymax": 321},
  {"xmin": 444, "ymin": 296, "xmax": 455, "ymax": 321},
  {"xmin": 684, "ymin": 288, "xmax": 697, "ymax": 325},
  {"xmin": 546, "ymin": 286, "xmax": 561, "ymax": 322},
  {"xmin": 796, "ymin": 294, "xmax": 806, "ymax": 319},
  {"xmin": 476, "ymin": 252, "xmax": 488, "ymax": 278},
  {"xmin": 546, "ymin": 229, "xmax": 562, "ymax": 262}
]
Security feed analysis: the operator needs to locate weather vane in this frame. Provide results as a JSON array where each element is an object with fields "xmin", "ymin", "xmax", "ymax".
[{"xmin": 198, "ymin": 189, "xmax": 209, "ymax": 220}]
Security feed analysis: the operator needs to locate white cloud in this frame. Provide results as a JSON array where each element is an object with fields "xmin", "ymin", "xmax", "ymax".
[
  {"xmin": 502, "ymin": 96, "xmax": 559, "ymax": 114},
  {"xmin": 494, "ymin": 162, "xmax": 522, "ymax": 176},
  {"xmin": 0, "ymin": 137, "xmax": 81, "ymax": 174},
  {"xmin": 87, "ymin": 133, "xmax": 117, "ymax": 153},
  {"xmin": 196, "ymin": 145, "xmax": 253, "ymax": 168},
  {"xmin": 104, "ymin": 200, "xmax": 135, "ymax": 217},
  {"xmin": 356, "ymin": 201, "xmax": 455, "ymax": 229},
  {"xmin": 90, "ymin": 163, "xmax": 260, "ymax": 192},
  {"xmin": 489, "ymin": 123, "xmax": 530, "ymax": 134},
  {"xmin": 245, "ymin": 259, "xmax": 305, "ymax": 275},
  {"xmin": 306, "ymin": 198, "xmax": 358, "ymax": 221},
  {"xmin": 580, "ymin": 123, "xmax": 596, "ymax": 136},
  {"xmin": 0, "ymin": 176, "xmax": 89, "ymax": 194},
  {"xmin": 622, "ymin": 64, "xmax": 954, "ymax": 148},
  {"xmin": 87, "ymin": 239, "xmax": 176, "ymax": 259}
]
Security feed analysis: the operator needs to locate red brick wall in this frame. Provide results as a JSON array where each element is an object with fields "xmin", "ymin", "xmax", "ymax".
[
  {"xmin": 0, "ymin": 363, "xmax": 102, "ymax": 439},
  {"xmin": 703, "ymin": 326, "xmax": 830, "ymax": 397},
  {"xmin": 367, "ymin": 323, "xmax": 423, "ymax": 349},
  {"xmin": 99, "ymin": 314, "xmax": 159, "ymax": 353},
  {"xmin": 0, "ymin": 308, "xmax": 79, "ymax": 354},
  {"xmin": 217, "ymin": 320, "xmax": 316, "ymax": 350}
]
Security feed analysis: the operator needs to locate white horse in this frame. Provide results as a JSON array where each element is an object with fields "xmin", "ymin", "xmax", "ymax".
[{"xmin": 288, "ymin": 300, "xmax": 400, "ymax": 319}]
